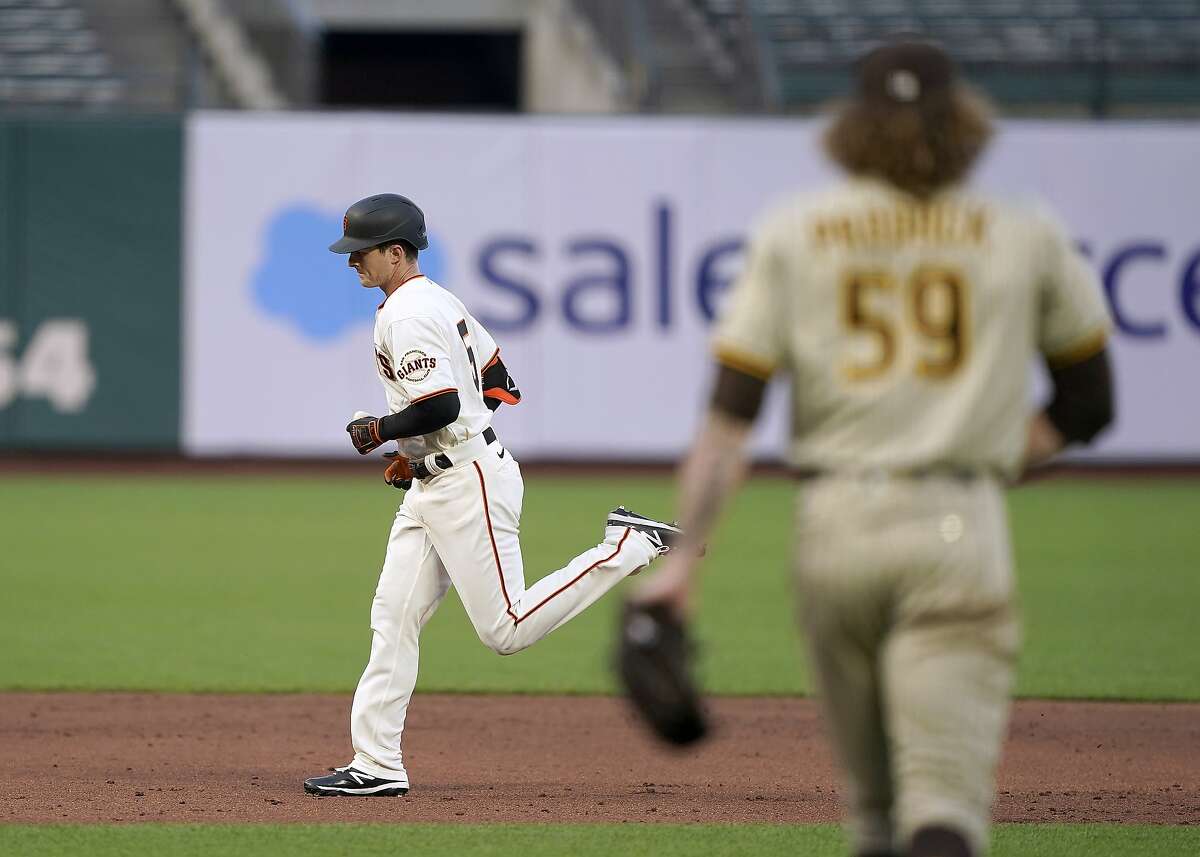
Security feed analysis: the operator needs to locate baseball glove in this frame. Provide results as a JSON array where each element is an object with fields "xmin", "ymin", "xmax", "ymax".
[
  {"xmin": 383, "ymin": 452, "xmax": 413, "ymax": 490},
  {"xmin": 615, "ymin": 600, "xmax": 708, "ymax": 746}
]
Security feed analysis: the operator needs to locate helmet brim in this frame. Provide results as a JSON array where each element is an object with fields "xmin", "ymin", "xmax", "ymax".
[{"xmin": 328, "ymin": 235, "xmax": 380, "ymax": 254}]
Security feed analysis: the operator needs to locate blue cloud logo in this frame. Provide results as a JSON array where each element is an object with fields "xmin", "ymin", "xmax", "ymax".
[{"xmin": 251, "ymin": 205, "xmax": 449, "ymax": 342}]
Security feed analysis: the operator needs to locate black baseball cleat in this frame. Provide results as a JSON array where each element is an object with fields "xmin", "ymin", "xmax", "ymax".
[
  {"xmin": 304, "ymin": 767, "xmax": 409, "ymax": 797},
  {"xmin": 607, "ymin": 506, "xmax": 683, "ymax": 555}
]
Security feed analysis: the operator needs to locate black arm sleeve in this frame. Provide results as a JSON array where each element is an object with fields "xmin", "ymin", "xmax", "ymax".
[
  {"xmin": 709, "ymin": 363, "xmax": 768, "ymax": 423},
  {"xmin": 1044, "ymin": 348, "xmax": 1115, "ymax": 445},
  {"xmin": 377, "ymin": 391, "xmax": 462, "ymax": 440}
]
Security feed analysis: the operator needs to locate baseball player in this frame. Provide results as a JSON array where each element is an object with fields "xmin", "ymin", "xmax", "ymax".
[
  {"xmin": 304, "ymin": 194, "xmax": 681, "ymax": 797},
  {"xmin": 631, "ymin": 42, "xmax": 1114, "ymax": 857}
]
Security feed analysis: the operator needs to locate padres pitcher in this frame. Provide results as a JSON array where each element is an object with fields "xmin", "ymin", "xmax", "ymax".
[
  {"xmin": 304, "ymin": 194, "xmax": 681, "ymax": 797},
  {"xmin": 634, "ymin": 41, "xmax": 1115, "ymax": 857}
]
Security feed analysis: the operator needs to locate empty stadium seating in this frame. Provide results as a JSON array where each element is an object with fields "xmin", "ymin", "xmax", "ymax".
[
  {"xmin": 0, "ymin": 0, "xmax": 122, "ymax": 108},
  {"xmin": 693, "ymin": 0, "xmax": 1200, "ymax": 113}
]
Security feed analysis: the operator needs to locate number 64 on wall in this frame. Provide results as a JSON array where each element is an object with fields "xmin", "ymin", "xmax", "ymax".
[{"xmin": 0, "ymin": 319, "xmax": 97, "ymax": 413}]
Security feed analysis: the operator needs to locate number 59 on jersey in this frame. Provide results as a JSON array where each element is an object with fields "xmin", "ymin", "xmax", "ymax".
[{"xmin": 840, "ymin": 266, "xmax": 969, "ymax": 382}]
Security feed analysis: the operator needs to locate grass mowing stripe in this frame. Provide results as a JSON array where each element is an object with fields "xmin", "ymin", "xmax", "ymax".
[
  {"xmin": 0, "ymin": 823, "xmax": 843, "ymax": 857},
  {"xmin": 998, "ymin": 824, "xmax": 1200, "ymax": 855},
  {"xmin": 1, "ymin": 476, "xmax": 1196, "ymax": 699},
  {"xmin": 0, "ymin": 823, "xmax": 1197, "ymax": 856}
]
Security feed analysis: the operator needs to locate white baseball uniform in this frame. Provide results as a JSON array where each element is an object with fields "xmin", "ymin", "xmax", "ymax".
[
  {"xmin": 714, "ymin": 177, "xmax": 1111, "ymax": 854},
  {"xmin": 348, "ymin": 274, "xmax": 659, "ymax": 785}
]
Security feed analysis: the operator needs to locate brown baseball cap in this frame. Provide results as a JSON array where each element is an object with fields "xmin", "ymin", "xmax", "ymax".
[{"xmin": 856, "ymin": 39, "xmax": 957, "ymax": 106}]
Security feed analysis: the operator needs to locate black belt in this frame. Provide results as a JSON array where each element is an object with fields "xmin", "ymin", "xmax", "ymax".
[
  {"xmin": 412, "ymin": 427, "xmax": 497, "ymax": 481},
  {"xmin": 793, "ymin": 464, "xmax": 980, "ymax": 483}
]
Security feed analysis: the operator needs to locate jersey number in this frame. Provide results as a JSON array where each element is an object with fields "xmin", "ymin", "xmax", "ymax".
[
  {"xmin": 456, "ymin": 319, "xmax": 481, "ymax": 391},
  {"xmin": 375, "ymin": 350, "xmax": 397, "ymax": 381},
  {"xmin": 840, "ymin": 266, "xmax": 969, "ymax": 382}
]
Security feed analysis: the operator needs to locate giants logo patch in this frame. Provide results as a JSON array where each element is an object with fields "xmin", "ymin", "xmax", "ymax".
[{"xmin": 398, "ymin": 349, "xmax": 437, "ymax": 382}]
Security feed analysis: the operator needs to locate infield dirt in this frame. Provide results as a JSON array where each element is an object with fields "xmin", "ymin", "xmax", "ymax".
[{"xmin": 4, "ymin": 694, "xmax": 1198, "ymax": 825}]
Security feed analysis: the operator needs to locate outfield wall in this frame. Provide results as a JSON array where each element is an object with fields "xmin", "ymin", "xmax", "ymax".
[
  {"xmin": 0, "ymin": 114, "xmax": 1197, "ymax": 460},
  {"xmin": 0, "ymin": 118, "xmax": 181, "ymax": 450}
]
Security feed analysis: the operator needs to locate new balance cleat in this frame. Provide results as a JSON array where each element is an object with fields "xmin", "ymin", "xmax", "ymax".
[
  {"xmin": 303, "ymin": 767, "xmax": 409, "ymax": 797},
  {"xmin": 607, "ymin": 506, "xmax": 683, "ymax": 555}
]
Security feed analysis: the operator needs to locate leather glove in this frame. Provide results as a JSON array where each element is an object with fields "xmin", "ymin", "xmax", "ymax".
[
  {"xmin": 383, "ymin": 452, "xmax": 413, "ymax": 491},
  {"xmin": 347, "ymin": 413, "xmax": 385, "ymax": 455},
  {"xmin": 615, "ymin": 600, "xmax": 708, "ymax": 746}
]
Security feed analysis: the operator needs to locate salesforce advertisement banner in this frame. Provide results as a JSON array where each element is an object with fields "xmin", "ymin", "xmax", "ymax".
[{"xmin": 185, "ymin": 114, "xmax": 1200, "ymax": 460}]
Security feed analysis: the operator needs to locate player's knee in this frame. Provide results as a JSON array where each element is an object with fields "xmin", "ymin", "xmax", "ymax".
[{"xmin": 478, "ymin": 625, "xmax": 521, "ymax": 656}]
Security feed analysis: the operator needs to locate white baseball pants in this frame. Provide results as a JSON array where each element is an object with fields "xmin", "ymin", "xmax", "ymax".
[{"xmin": 349, "ymin": 443, "xmax": 657, "ymax": 782}]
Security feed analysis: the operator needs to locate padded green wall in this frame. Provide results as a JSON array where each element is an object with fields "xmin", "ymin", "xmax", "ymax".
[{"xmin": 0, "ymin": 117, "xmax": 182, "ymax": 450}]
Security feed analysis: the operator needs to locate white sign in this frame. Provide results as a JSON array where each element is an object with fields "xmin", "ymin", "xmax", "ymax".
[{"xmin": 184, "ymin": 114, "xmax": 1200, "ymax": 460}]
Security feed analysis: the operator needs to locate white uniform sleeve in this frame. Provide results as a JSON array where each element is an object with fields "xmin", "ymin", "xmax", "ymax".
[
  {"xmin": 1035, "ymin": 211, "xmax": 1112, "ymax": 368},
  {"xmin": 386, "ymin": 316, "xmax": 459, "ymax": 404},
  {"xmin": 711, "ymin": 220, "xmax": 788, "ymax": 380}
]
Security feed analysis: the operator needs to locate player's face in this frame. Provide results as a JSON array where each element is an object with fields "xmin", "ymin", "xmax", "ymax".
[{"xmin": 348, "ymin": 246, "xmax": 399, "ymax": 288}]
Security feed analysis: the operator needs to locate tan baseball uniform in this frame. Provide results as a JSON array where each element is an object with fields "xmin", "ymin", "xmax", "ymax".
[{"xmin": 713, "ymin": 176, "xmax": 1110, "ymax": 854}]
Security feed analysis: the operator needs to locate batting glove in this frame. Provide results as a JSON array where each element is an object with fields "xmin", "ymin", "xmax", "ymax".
[
  {"xmin": 347, "ymin": 415, "xmax": 385, "ymax": 454},
  {"xmin": 383, "ymin": 452, "xmax": 414, "ymax": 490}
]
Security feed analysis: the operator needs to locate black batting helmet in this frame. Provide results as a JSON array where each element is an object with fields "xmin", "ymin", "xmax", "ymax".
[{"xmin": 328, "ymin": 193, "xmax": 429, "ymax": 254}]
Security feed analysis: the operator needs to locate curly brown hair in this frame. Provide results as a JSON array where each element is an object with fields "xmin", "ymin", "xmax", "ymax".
[{"xmin": 824, "ymin": 85, "xmax": 994, "ymax": 198}]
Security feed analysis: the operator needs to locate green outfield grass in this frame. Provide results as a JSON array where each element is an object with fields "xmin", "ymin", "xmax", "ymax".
[
  {"xmin": 1, "ymin": 823, "xmax": 1196, "ymax": 857},
  {"xmin": 0, "ymin": 474, "xmax": 1196, "ymax": 699}
]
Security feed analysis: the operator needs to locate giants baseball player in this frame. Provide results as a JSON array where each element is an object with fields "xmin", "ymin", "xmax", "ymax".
[
  {"xmin": 304, "ymin": 194, "xmax": 681, "ymax": 797},
  {"xmin": 631, "ymin": 42, "xmax": 1114, "ymax": 857}
]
